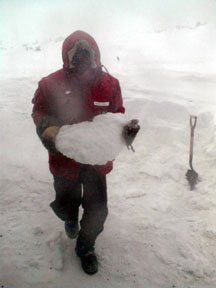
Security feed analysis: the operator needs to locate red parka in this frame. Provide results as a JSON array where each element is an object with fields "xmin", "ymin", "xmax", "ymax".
[{"xmin": 32, "ymin": 31, "xmax": 125, "ymax": 181}]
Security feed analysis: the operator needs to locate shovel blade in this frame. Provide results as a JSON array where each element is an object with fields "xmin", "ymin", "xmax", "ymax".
[{"xmin": 186, "ymin": 169, "xmax": 199, "ymax": 190}]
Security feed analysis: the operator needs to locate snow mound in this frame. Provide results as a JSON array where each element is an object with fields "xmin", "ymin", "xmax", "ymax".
[{"xmin": 55, "ymin": 113, "xmax": 127, "ymax": 165}]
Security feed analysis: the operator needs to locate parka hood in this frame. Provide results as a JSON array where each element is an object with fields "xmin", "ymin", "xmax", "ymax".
[{"xmin": 62, "ymin": 31, "xmax": 101, "ymax": 71}]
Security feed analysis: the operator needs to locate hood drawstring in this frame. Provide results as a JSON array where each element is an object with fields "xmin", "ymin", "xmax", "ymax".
[
  {"xmin": 101, "ymin": 65, "xmax": 110, "ymax": 75},
  {"xmin": 101, "ymin": 65, "xmax": 113, "ymax": 81}
]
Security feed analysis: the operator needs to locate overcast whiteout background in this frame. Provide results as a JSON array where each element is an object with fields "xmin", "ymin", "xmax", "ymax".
[
  {"xmin": 1, "ymin": 0, "xmax": 216, "ymax": 44},
  {"xmin": 1, "ymin": 1, "xmax": 216, "ymax": 288}
]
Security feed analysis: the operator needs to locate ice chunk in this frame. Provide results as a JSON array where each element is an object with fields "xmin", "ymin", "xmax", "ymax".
[{"xmin": 55, "ymin": 113, "xmax": 127, "ymax": 165}]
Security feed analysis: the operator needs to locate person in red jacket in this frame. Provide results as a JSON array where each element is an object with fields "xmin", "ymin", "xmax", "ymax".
[{"xmin": 32, "ymin": 31, "xmax": 139, "ymax": 275}]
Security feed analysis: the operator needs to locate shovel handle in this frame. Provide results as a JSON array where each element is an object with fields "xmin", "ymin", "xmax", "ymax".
[
  {"xmin": 190, "ymin": 115, "xmax": 197, "ymax": 130},
  {"xmin": 189, "ymin": 115, "xmax": 197, "ymax": 170}
]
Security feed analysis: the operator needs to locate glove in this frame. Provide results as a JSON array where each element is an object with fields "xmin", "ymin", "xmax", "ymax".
[
  {"xmin": 123, "ymin": 119, "xmax": 140, "ymax": 147},
  {"xmin": 41, "ymin": 126, "xmax": 60, "ymax": 154},
  {"xmin": 42, "ymin": 126, "xmax": 60, "ymax": 140}
]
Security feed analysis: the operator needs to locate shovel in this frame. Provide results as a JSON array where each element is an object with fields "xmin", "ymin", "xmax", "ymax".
[{"xmin": 185, "ymin": 115, "xmax": 199, "ymax": 190}]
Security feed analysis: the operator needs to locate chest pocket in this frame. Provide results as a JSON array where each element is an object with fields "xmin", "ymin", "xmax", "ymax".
[
  {"xmin": 52, "ymin": 89, "xmax": 86, "ymax": 124},
  {"xmin": 93, "ymin": 101, "xmax": 110, "ymax": 113},
  {"xmin": 89, "ymin": 81, "xmax": 113, "ymax": 115},
  {"xmin": 54, "ymin": 94, "xmax": 72, "ymax": 106}
]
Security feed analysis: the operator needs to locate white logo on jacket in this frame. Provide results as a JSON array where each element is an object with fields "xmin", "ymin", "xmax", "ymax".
[
  {"xmin": 65, "ymin": 90, "xmax": 71, "ymax": 95},
  {"xmin": 94, "ymin": 101, "xmax": 110, "ymax": 107}
]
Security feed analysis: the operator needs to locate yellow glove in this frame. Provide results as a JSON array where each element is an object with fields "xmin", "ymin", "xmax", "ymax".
[{"xmin": 42, "ymin": 126, "xmax": 60, "ymax": 140}]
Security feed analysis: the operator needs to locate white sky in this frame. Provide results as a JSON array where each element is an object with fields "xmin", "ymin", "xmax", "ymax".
[{"xmin": 0, "ymin": 0, "xmax": 215, "ymax": 44}]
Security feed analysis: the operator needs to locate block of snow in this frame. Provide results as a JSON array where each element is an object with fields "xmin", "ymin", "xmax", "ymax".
[{"xmin": 55, "ymin": 113, "xmax": 127, "ymax": 165}]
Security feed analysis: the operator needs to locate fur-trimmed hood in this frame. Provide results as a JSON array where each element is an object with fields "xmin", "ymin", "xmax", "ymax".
[{"xmin": 62, "ymin": 31, "xmax": 101, "ymax": 70}]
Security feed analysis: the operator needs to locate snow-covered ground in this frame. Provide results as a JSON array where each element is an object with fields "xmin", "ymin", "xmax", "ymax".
[{"xmin": 1, "ymin": 24, "xmax": 216, "ymax": 288}]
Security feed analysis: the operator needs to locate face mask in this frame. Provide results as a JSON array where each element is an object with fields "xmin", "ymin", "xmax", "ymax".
[{"xmin": 70, "ymin": 49, "xmax": 91, "ymax": 75}]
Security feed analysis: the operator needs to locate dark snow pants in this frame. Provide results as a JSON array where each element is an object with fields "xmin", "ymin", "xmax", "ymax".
[{"xmin": 50, "ymin": 165, "xmax": 108, "ymax": 249}]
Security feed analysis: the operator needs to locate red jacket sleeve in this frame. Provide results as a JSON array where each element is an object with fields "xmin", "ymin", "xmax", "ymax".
[
  {"xmin": 32, "ymin": 80, "xmax": 60, "ymax": 153},
  {"xmin": 32, "ymin": 80, "xmax": 51, "ymax": 125},
  {"xmin": 32, "ymin": 80, "xmax": 59, "ymax": 147},
  {"xmin": 32, "ymin": 79, "xmax": 59, "ymax": 126},
  {"xmin": 110, "ymin": 80, "xmax": 125, "ymax": 114}
]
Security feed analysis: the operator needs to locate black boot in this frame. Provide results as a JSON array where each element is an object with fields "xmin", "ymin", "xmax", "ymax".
[
  {"xmin": 75, "ymin": 242, "xmax": 98, "ymax": 275},
  {"xmin": 65, "ymin": 219, "xmax": 79, "ymax": 239}
]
